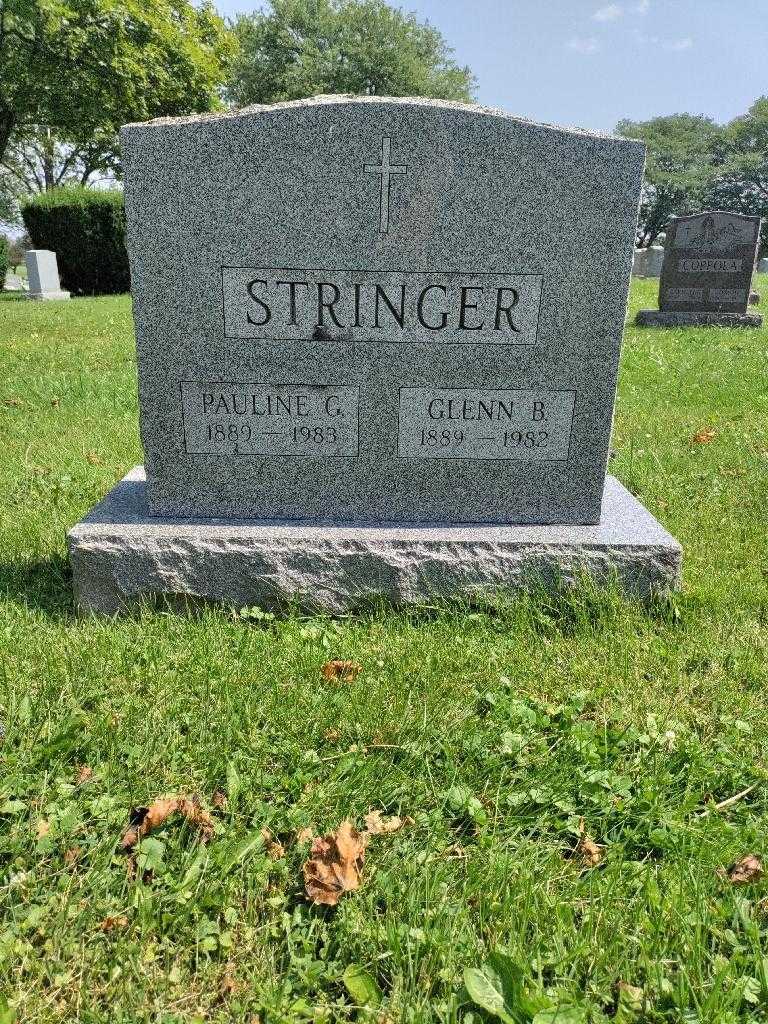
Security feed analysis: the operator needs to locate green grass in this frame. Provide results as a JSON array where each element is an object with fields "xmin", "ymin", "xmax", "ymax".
[{"xmin": 0, "ymin": 280, "xmax": 767, "ymax": 1023}]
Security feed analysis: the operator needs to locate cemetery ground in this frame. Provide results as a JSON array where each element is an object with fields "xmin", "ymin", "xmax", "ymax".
[{"xmin": 0, "ymin": 278, "xmax": 766, "ymax": 1023}]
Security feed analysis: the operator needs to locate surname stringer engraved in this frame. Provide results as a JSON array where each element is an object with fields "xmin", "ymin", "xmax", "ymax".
[{"xmin": 364, "ymin": 136, "xmax": 407, "ymax": 233}]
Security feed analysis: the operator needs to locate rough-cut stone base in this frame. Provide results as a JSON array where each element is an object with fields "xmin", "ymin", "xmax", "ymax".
[
  {"xmin": 26, "ymin": 290, "xmax": 70, "ymax": 301},
  {"xmin": 69, "ymin": 466, "xmax": 684, "ymax": 614},
  {"xmin": 636, "ymin": 310, "xmax": 762, "ymax": 328},
  {"xmin": 67, "ymin": 467, "xmax": 682, "ymax": 615}
]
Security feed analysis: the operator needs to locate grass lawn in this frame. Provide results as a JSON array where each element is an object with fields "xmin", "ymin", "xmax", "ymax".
[{"xmin": 0, "ymin": 278, "xmax": 767, "ymax": 1023}]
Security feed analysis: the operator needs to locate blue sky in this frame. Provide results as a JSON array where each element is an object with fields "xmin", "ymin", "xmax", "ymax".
[{"xmin": 214, "ymin": 0, "xmax": 765, "ymax": 133}]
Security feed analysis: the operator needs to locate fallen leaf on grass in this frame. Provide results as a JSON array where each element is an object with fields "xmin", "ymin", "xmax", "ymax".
[
  {"xmin": 85, "ymin": 452, "xmax": 103, "ymax": 465},
  {"xmin": 692, "ymin": 427, "xmax": 716, "ymax": 444},
  {"xmin": 212, "ymin": 789, "xmax": 228, "ymax": 810},
  {"xmin": 303, "ymin": 821, "xmax": 366, "ymax": 905},
  {"xmin": 64, "ymin": 847, "xmax": 82, "ymax": 866},
  {"xmin": 121, "ymin": 795, "xmax": 215, "ymax": 851},
  {"xmin": 218, "ymin": 963, "xmax": 239, "ymax": 998},
  {"xmin": 51, "ymin": 398, "xmax": 60, "ymax": 408},
  {"xmin": 260, "ymin": 827, "xmax": 285, "ymax": 860},
  {"xmin": 75, "ymin": 765, "xmax": 93, "ymax": 785},
  {"xmin": 98, "ymin": 915, "xmax": 129, "ymax": 932},
  {"xmin": 617, "ymin": 981, "xmax": 644, "ymax": 1012},
  {"xmin": 363, "ymin": 810, "xmax": 413, "ymax": 836},
  {"xmin": 321, "ymin": 659, "xmax": 362, "ymax": 682},
  {"xmin": 724, "ymin": 854, "xmax": 764, "ymax": 885},
  {"xmin": 35, "ymin": 819, "xmax": 50, "ymax": 839},
  {"xmin": 296, "ymin": 827, "xmax": 315, "ymax": 844},
  {"xmin": 573, "ymin": 818, "xmax": 603, "ymax": 868},
  {"xmin": 4, "ymin": 398, "xmax": 22, "ymax": 408}
]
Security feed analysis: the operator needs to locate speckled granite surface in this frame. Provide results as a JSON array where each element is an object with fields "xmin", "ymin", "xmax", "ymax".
[
  {"xmin": 68, "ymin": 468, "xmax": 682, "ymax": 615},
  {"xmin": 120, "ymin": 95, "xmax": 645, "ymax": 525},
  {"xmin": 636, "ymin": 311, "xmax": 762, "ymax": 328}
]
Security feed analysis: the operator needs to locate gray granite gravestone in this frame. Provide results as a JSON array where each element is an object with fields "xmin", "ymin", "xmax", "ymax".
[
  {"xmin": 637, "ymin": 212, "xmax": 762, "ymax": 327},
  {"xmin": 758, "ymin": 258, "xmax": 768, "ymax": 274},
  {"xmin": 632, "ymin": 246, "xmax": 663, "ymax": 278},
  {"xmin": 25, "ymin": 250, "xmax": 70, "ymax": 301},
  {"xmin": 67, "ymin": 96, "xmax": 681, "ymax": 613}
]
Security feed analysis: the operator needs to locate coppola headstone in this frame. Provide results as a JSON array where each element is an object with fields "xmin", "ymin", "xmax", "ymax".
[
  {"xmin": 637, "ymin": 212, "xmax": 762, "ymax": 327},
  {"xmin": 67, "ymin": 96, "xmax": 681, "ymax": 613}
]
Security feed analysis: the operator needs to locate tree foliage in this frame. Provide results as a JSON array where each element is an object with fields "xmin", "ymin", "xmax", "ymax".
[
  {"xmin": 0, "ymin": 0, "xmax": 236, "ymax": 167},
  {"xmin": 616, "ymin": 114, "xmax": 725, "ymax": 247},
  {"xmin": 227, "ymin": 0, "xmax": 476, "ymax": 107},
  {"xmin": 618, "ymin": 101, "xmax": 768, "ymax": 254},
  {"xmin": 22, "ymin": 185, "xmax": 129, "ymax": 295}
]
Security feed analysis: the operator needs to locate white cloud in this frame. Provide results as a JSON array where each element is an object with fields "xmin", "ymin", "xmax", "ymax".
[
  {"xmin": 567, "ymin": 36, "xmax": 601, "ymax": 54},
  {"xmin": 663, "ymin": 36, "xmax": 693, "ymax": 51},
  {"xmin": 593, "ymin": 3, "xmax": 623, "ymax": 20}
]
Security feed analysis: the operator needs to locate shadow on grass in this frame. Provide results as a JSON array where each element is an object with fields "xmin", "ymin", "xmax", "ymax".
[{"xmin": 0, "ymin": 554, "xmax": 74, "ymax": 617}]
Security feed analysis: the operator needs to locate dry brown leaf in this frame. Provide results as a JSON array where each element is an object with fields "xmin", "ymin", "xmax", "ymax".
[
  {"xmin": 51, "ymin": 398, "xmax": 60, "ymax": 408},
  {"xmin": 98, "ymin": 915, "xmax": 129, "ymax": 932},
  {"xmin": 261, "ymin": 827, "xmax": 286, "ymax": 860},
  {"xmin": 219, "ymin": 963, "xmax": 239, "ymax": 998},
  {"xmin": 726, "ymin": 854, "xmax": 764, "ymax": 884},
  {"xmin": 35, "ymin": 819, "xmax": 50, "ymax": 839},
  {"xmin": 321, "ymin": 659, "xmax": 362, "ymax": 682},
  {"xmin": 120, "ymin": 795, "xmax": 215, "ymax": 850},
  {"xmin": 64, "ymin": 847, "xmax": 82, "ymax": 866},
  {"xmin": 86, "ymin": 451, "xmax": 103, "ymax": 465},
  {"xmin": 323, "ymin": 729, "xmax": 341, "ymax": 742},
  {"xmin": 212, "ymin": 789, "xmax": 228, "ymax": 810},
  {"xmin": 4, "ymin": 397, "xmax": 22, "ymax": 408},
  {"xmin": 296, "ymin": 827, "xmax": 315, "ymax": 844},
  {"xmin": 692, "ymin": 427, "xmax": 716, "ymax": 444},
  {"xmin": 303, "ymin": 820, "xmax": 366, "ymax": 905},
  {"xmin": 574, "ymin": 818, "xmax": 603, "ymax": 867},
  {"xmin": 75, "ymin": 765, "xmax": 94, "ymax": 785},
  {"xmin": 363, "ymin": 810, "xmax": 413, "ymax": 836}
]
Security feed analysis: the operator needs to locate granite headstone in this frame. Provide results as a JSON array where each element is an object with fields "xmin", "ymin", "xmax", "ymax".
[
  {"xmin": 119, "ymin": 96, "xmax": 644, "ymax": 525},
  {"xmin": 637, "ymin": 212, "xmax": 762, "ymax": 327},
  {"xmin": 68, "ymin": 96, "xmax": 682, "ymax": 613},
  {"xmin": 25, "ymin": 250, "xmax": 69, "ymax": 301}
]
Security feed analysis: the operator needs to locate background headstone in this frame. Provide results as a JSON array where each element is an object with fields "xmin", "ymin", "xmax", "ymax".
[
  {"xmin": 632, "ymin": 246, "xmax": 664, "ymax": 278},
  {"xmin": 25, "ymin": 250, "xmax": 70, "ymax": 301},
  {"xmin": 758, "ymin": 257, "xmax": 768, "ymax": 274},
  {"xmin": 637, "ymin": 212, "xmax": 762, "ymax": 327}
]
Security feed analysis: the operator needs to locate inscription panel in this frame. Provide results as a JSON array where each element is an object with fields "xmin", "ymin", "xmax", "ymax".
[
  {"xmin": 397, "ymin": 388, "xmax": 575, "ymax": 461},
  {"xmin": 180, "ymin": 382, "xmax": 359, "ymax": 457},
  {"xmin": 222, "ymin": 267, "xmax": 543, "ymax": 346}
]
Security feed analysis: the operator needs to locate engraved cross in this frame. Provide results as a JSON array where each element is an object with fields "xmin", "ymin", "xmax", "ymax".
[{"xmin": 364, "ymin": 136, "xmax": 407, "ymax": 233}]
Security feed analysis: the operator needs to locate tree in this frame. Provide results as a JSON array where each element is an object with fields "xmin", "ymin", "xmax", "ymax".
[
  {"xmin": 616, "ymin": 114, "xmax": 725, "ymax": 247},
  {"xmin": 227, "ymin": 0, "xmax": 475, "ymax": 107},
  {"xmin": 0, "ymin": 125, "xmax": 118, "ymax": 223},
  {"xmin": 0, "ymin": 0, "xmax": 236, "ymax": 167},
  {"xmin": 706, "ymin": 97, "xmax": 768, "ymax": 255}
]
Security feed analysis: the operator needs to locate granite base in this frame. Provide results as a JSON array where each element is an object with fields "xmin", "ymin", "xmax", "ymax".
[
  {"xmin": 636, "ymin": 310, "xmax": 762, "ymax": 328},
  {"xmin": 67, "ymin": 467, "xmax": 683, "ymax": 615},
  {"xmin": 26, "ymin": 290, "xmax": 70, "ymax": 301}
]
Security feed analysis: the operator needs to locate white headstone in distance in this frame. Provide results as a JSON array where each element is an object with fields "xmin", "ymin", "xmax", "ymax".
[
  {"xmin": 645, "ymin": 246, "xmax": 664, "ymax": 277},
  {"xmin": 25, "ymin": 250, "xmax": 70, "ymax": 301}
]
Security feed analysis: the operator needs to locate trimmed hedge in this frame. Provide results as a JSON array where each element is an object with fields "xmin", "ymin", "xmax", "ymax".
[
  {"xmin": 0, "ymin": 237, "xmax": 7, "ymax": 291},
  {"xmin": 21, "ymin": 187, "xmax": 130, "ymax": 296}
]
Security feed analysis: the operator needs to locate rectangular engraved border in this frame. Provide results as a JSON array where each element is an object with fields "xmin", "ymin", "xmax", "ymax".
[
  {"xmin": 395, "ymin": 386, "xmax": 577, "ymax": 462},
  {"xmin": 220, "ymin": 266, "xmax": 544, "ymax": 347},
  {"xmin": 179, "ymin": 380, "xmax": 361, "ymax": 458}
]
